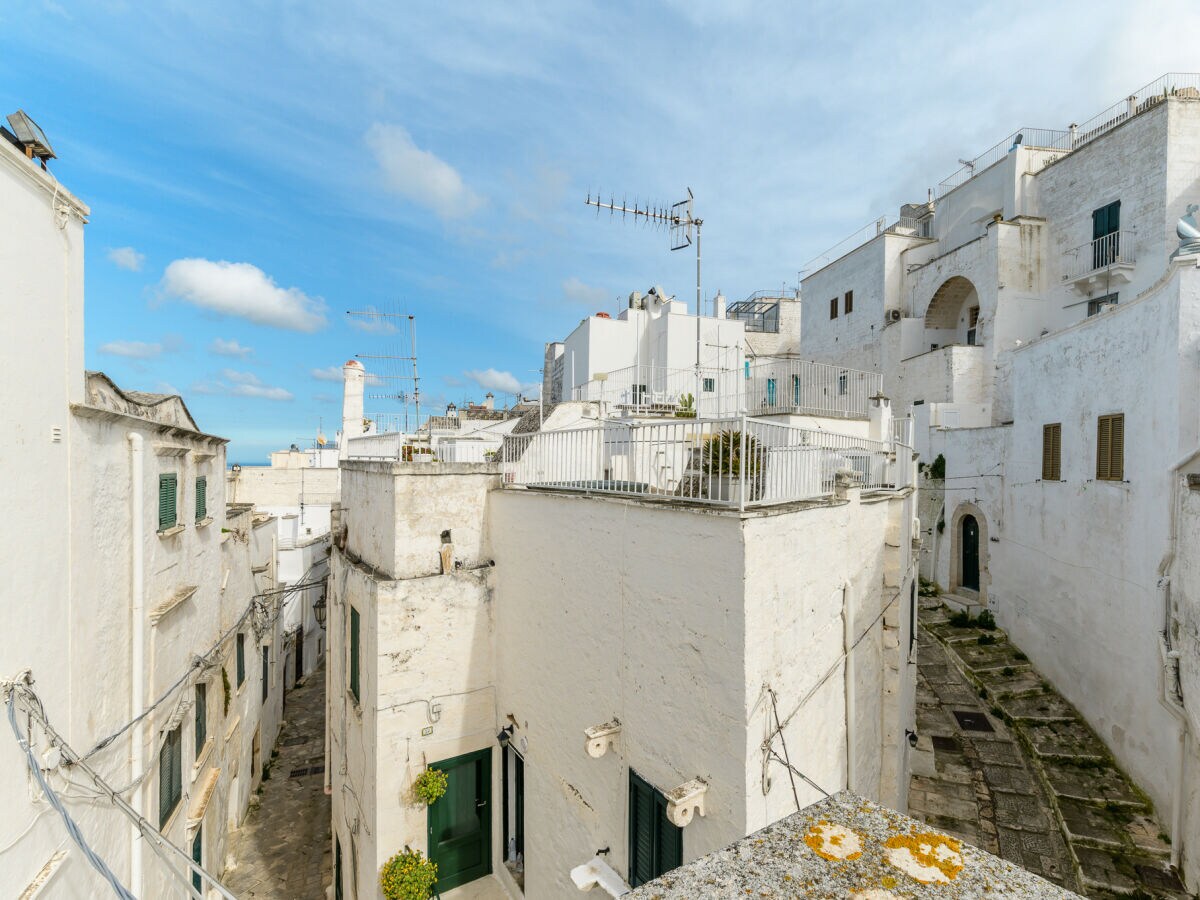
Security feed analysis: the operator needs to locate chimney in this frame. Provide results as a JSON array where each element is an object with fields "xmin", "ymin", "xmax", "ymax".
[
  {"xmin": 714, "ymin": 292, "xmax": 726, "ymax": 319},
  {"xmin": 340, "ymin": 360, "xmax": 365, "ymax": 460},
  {"xmin": 484, "ymin": 392, "xmax": 494, "ymax": 411}
]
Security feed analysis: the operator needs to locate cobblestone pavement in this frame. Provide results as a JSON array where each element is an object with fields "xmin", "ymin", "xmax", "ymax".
[
  {"xmin": 224, "ymin": 662, "xmax": 331, "ymax": 899},
  {"xmin": 909, "ymin": 598, "xmax": 1188, "ymax": 899}
]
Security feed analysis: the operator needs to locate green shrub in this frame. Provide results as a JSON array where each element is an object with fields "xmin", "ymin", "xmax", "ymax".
[
  {"xmin": 977, "ymin": 633, "xmax": 997, "ymax": 645},
  {"xmin": 380, "ymin": 847, "xmax": 438, "ymax": 900},
  {"xmin": 929, "ymin": 454, "xmax": 946, "ymax": 480},
  {"xmin": 976, "ymin": 610, "xmax": 997, "ymax": 630}
]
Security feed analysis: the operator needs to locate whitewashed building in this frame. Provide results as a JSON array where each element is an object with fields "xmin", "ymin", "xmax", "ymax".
[
  {"xmin": 797, "ymin": 74, "xmax": 1200, "ymax": 889},
  {"xmin": 328, "ymin": 350, "xmax": 919, "ymax": 897},
  {"xmin": 0, "ymin": 114, "xmax": 286, "ymax": 898}
]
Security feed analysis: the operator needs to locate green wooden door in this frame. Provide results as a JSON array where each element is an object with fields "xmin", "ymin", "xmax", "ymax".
[{"xmin": 428, "ymin": 748, "xmax": 492, "ymax": 892}]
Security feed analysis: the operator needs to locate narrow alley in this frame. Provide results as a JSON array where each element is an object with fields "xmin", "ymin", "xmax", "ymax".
[
  {"xmin": 909, "ymin": 597, "xmax": 1188, "ymax": 899},
  {"xmin": 224, "ymin": 663, "xmax": 332, "ymax": 899}
]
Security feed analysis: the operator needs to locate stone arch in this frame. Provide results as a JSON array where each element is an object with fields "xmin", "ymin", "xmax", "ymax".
[
  {"xmin": 948, "ymin": 501, "xmax": 989, "ymax": 602},
  {"xmin": 924, "ymin": 276, "xmax": 980, "ymax": 347}
]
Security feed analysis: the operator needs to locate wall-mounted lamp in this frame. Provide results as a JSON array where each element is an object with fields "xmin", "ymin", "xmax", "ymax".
[
  {"xmin": 313, "ymin": 595, "xmax": 327, "ymax": 630},
  {"xmin": 905, "ymin": 729, "xmax": 919, "ymax": 749},
  {"xmin": 231, "ymin": 463, "xmax": 242, "ymax": 475},
  {"xmin": 497, "ymin": 725, "xmax": 514, "ymax": 747}
]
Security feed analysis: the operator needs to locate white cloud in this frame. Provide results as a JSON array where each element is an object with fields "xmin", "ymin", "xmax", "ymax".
[
  {"xmin": 347, "ymin": 304, "xmax": 399, "ymax": 334},
  {"xmin": 463, "ymin": 368, "xmax": 531, "ymax": 396},
  {"xmin": 160, "ymin": 259, "xmax": 327, "ymax": 332},
  {"xmin": 99, "ymin": 339, "xmax": 162, "ymax": 359},
  {"xmin": 192, "ymin": 369, "xmax": 293, "ymax": 401},
  {"xmin": 108, "ymin": 246, "xmax": 145, "ymax": 272},
  {"xmin": 365, "ymin": 123, "xmax": 483, "ymax": 220},
  {"xmin": 210, "ymin": 337, "xmax": 253, "ymax": 358},
  {"xmin": 562, "ymin": 277, "xmax": 609, "ymax": 308}
]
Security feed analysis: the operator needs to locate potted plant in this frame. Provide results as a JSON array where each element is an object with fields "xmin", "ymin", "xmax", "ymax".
[
  {"xmin": 674, "ymin": 392, "xmax": 697, "ymax": 418},
  {"xmin": 412, "ymin": 767, "xmax": 448, "ymax": 805},
  {"xmin": 380, "ymin": 847, "xmax": 438, "ymax": 900},
  {"xmin": 701, "ymin": 430, "xmax": 761, "ymax": 503}
]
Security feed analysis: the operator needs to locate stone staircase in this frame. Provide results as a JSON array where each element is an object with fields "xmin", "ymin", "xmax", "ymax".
[{"xmin": 924, "ymin": 602, "xmax": 1189, "ymax": 899}]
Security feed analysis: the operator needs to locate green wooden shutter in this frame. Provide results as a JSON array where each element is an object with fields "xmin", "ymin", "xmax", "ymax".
[
  {"xmin": 195, "ymin": 476, "xmax": 207, "ymax": 522},
  {"xmin": 159, "ymin": 726, "xmax": 182, "ymax": 826},
  {"xmin": 195, "ymin": 682, "xmax": 207, "ymax": 753},
  {"xmin": 191, "ymin": 827, "xmax": 203, "ymax": 894},
  {"xmin": 262, "ymin": 645, "xmax": 269, "ymax": 702},
  {"xmin": 158, "ymin": 474, "xmax": 177, "ymax": 531},
  {"xmin": 629, "ymin": 771, "xmax": 682, "ymax": 887},
  {"xmin": 349, "ymin": 607, "xmax": 360, "ymax": 702}
]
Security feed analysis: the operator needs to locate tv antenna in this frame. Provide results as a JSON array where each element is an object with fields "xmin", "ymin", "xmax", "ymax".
[
  {"xmin": 346, "ymin": 308, "xmax": 421, "ymax": 432},
  {"xmin": 585, "ymin": 187, "xmax": 704, "ymax": 316}
]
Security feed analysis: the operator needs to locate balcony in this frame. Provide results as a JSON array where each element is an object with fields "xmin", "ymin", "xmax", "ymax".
[
  {"xmin": 500, "ymin": 416, "xmax": 911, "ymax": 510},
  {"xmin": 1061, "ymin": 231, "xmax": 1136, "ymax": 293}
]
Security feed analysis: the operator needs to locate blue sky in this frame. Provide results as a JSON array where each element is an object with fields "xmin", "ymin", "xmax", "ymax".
[{"xmin": 4, "ymin": 1, "xmax": 1198, "ymax": 462}]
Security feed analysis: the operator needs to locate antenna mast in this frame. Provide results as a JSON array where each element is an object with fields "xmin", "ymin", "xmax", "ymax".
[
  {"xmin": 347, "ymin": 309, "xmax": 421, "ymax": 433},
  {"xmin": 584, "ymin": 188, "xmax": 704, "ymax": 315}
]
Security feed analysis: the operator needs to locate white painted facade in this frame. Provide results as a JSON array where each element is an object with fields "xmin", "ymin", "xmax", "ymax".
[
  {"xmin": 0, "ymin": 135, "xmax": 285, "ymax": 898},
  {"xmin": 799, "ymin": 78, "xmax": 1200, "ymax": 888},
  {"xmin": 327, "ymin": 427, "xmax": 918, "ymax": 898}
]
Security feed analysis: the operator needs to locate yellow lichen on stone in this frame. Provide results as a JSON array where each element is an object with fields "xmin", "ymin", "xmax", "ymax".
[
  {"xmin": 802, "ymin": 821, "xmax": 864, "ymax": 861},
  {"xmin": 883, "ymin": 831, "xmax": 964, "ymax": 884}
]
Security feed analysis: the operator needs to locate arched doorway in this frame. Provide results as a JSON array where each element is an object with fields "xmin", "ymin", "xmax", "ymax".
[
  {"xmin": 924, "ymin": 276, "xmax": 981, "ymax": 348},
  {"xmin": 960, "ymin": 515, "xmax": 980, "ymax": 591}
]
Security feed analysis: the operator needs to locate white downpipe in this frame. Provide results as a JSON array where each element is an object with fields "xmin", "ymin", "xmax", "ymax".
[
  {"xmin": 843, "ymin": 582, "xmax": 857, "ymax": 792},
  {"xmin": 127, "ymin": 432, "xmax": 145, "ymax": 897}
]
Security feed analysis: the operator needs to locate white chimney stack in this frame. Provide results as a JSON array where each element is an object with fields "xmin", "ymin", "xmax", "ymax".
[
  {"xmin": 485, "ymin": 392, "xmax": 494, "ymax": 411},
  {"xmin": 340, "ymin": 360, "xmax": 365, "ymax": 459}
]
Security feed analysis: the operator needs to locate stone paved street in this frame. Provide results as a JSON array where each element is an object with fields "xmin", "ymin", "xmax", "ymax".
[
  {"xmin": 224, "ymin": 662, "xmax": 332, "ymax": 899},
  {"xmin": 909, "ymin": 597, "xmax": 1188, "ymax": 899}
]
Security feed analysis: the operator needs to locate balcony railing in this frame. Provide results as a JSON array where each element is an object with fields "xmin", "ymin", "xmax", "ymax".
[
  {"xmin": 501, "ymin": 416, "xmax": 910, "ymax": 510},
  {"xmin": 571, "ymin": 359, "xmax": 882, "ymax": 421},
  {"xmin": 1061, "ymin": 230, "xmax": 1136, "ymax": 283}
]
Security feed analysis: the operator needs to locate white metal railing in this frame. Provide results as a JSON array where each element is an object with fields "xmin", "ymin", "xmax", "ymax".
[
  {"xmin": 1061, "ymin": 230, "xmax": 1136, "ymax": 281},
  {"xmin": 500, "ymin": 416, "xmax": 912, "ymax": 510},
  {"xmin": 745, "ymin": 358, "xmax": 882, "ymax": 419},
  {"xmin": 802, "ymin": 216, "xmax": 934, "ymax": 275},
  {"xmin": 571, "ymin": 365, "xmax": 742, "ymax": 418},
  {"xmin": 892, "ymin": 416, "xmax": 915, "ymax": 449},
  {"xmin": 427, "ymin": 415, "xmax": 462, "ymax": 433},
  {"xmin": 366, "ymin": 413, "xmax": 411, "ymax": 434}
]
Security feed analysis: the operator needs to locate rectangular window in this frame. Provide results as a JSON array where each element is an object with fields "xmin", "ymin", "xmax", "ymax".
[
  {"xmin": 837, "ymin": 372, "xmax": 848, "ymax": 396},
  {"xmin": 843, "ymin": 290, "xmax": 853, "ymax": 314},
  {"xmin": 194, "ymin": 682, "xmax": 207, "ymax": 756},
  {"xmin": 765, "ymin": 378, "xmax": 777, "ymax": 407},
  {"xmin": 236, "ymin": 633, "xmax": 246, "ymax": 686},
  {"xmin": 829, "ymin": 297, "xmax": 838, "ymax": 319},
  {"xmin": 349, "ymin": 607, "xmax": 360, "ymax": 702},
  {"xmin": 628, "ymin": 771, "xmax": 682, "ymax": 887},
  {"xmin": 195, "ymin": 475, "xmax": 207, "ymax": 522},
  {"xmin": 701, "ymin": 377, "xmax": 715, "ymax": 393},
  {"xmin": 1042, "ymin": 424, "xmax": 1062, "ymax": 481},
  {"xmin": 502, "ymin": 745, "xmax": 525, "ymax": 887},
  {"xmin": 159, "ymin": 725, "xmax": 183, "ymax": 827},
  {"xmin": 191, "ymin": 827, "xmax": 203, "ymax": 894},
  {"xmin": 1096, "ymin": 413, "xmax": 1124, "ymax": 481},
  {"xmin": 158, "ymin": 473, "xmax": 178, "ymax": 531},
  {"xmin": 262, "ymin": 646, "xmax": 270, "ymax": 702},
  {"xmin": 1092, "ymin": 200, "xmax": 1121, "ymax": 268},
  {"xmin": 967, "ymin": 306, "xmax": 979, "ymax": 345},
  {"xmin": 1087, "ymin": 292, "xmax": 1118, "ymax": 317},
  {"xmin": 792, "ymin": 374, "xmax": 801, "ymax": 406}
]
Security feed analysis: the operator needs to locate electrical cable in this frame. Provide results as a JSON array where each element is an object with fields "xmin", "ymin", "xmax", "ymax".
[{"xmin": 7, "ymin": 691, "xmax": 135, "ymax": 898}]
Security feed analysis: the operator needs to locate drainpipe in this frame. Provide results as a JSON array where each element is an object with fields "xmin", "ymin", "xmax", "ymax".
[
  {"xmin": 127, "ymin": 432, "xmax": 145, "ymax": 897},
  {"xmin": 843, "ymin": 582, "xmax": 857, "ymax": 793}
]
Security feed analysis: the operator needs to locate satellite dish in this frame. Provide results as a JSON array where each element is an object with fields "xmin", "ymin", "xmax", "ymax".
[{"xmin": 317, "ymin": 432, "xmax": 327, "ymax": 446}]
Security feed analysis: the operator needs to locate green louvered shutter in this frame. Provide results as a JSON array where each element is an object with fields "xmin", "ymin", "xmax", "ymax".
[
  {"xmin": 194, "ymin": 683, "xmax": 207, "ymax": 754},
  {"xmin": 629, "ymin": 771, "xmax": 682, "ymax": 887},
  {"xmin": 195, "ymin": 476, "xmax": 207, "ymax": 521},
  {"xmin": 159, "ymin": 726, "xmax": 182, "ymax": 826},
  {"xmin": 158, "ymin": 474, "xmax": 177, "ymax": 531}
]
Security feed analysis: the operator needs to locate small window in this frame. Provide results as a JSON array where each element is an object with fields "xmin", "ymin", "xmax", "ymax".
[
  {"xmin": 702, "ymin": 377, "xmax": 715, "ymax": 393},
  {"xmin": 503, "ymin": 745, "xmax": 525, "ymax": 888},
  {"xmin": 1042, "ymin": 423, "xmax": 1062, "ymax": 481},
  {"xmin": 843, "ymin": 290, "xmax": 853, "ymax": 314},
  {"xmin": 195, "ymin": 475, "xmax": 207, "ymax": 522},
  {"xmin": 1087, "ymin": 293, "xmax": 1118, "ymax": 317},
  {"xmin": 236, "ymin": 633, "xmax": 246, "ymax": 686},
  {"xmin": 159, "ymin": 725, "xmax": 183, "ymax": 826},
  {"xmin": 765, "ymin": 378, "xmax": 777, "ymax": 407},
  {"xmin": 349, "ymin": 607, "xmax": 361, "ymax": 702},
  {"xmin": 1096, "ymin": 413, "xmax": 1124, "ymax": 481},
  {"xmin": 967, "ymin": 306, "xmax": 979, "ymax": 345},
  {"xmin": 194, "ymin": 682, "xmax": 207, "ymax": 755},
  {"xmin": 191, "ymin": 827, "xmax": 203, "ymax": 894},
  {"xmin": 261, "ymin": 645, "xmax": 270, "ymax": 703},
  {"xmin": 158, "ymin": 473, "xmax": 178, "ymax": 531},
  {"xmin": 829, "ymin": 297, "xmax": 838, "ymax": 319},
  {"xmin": 837, "ymin": 372, "xmax": 848, "ymax": 396},
  {"xmin": 628, "ymin": 771, "xmax": 682, "ymax": 887}
]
